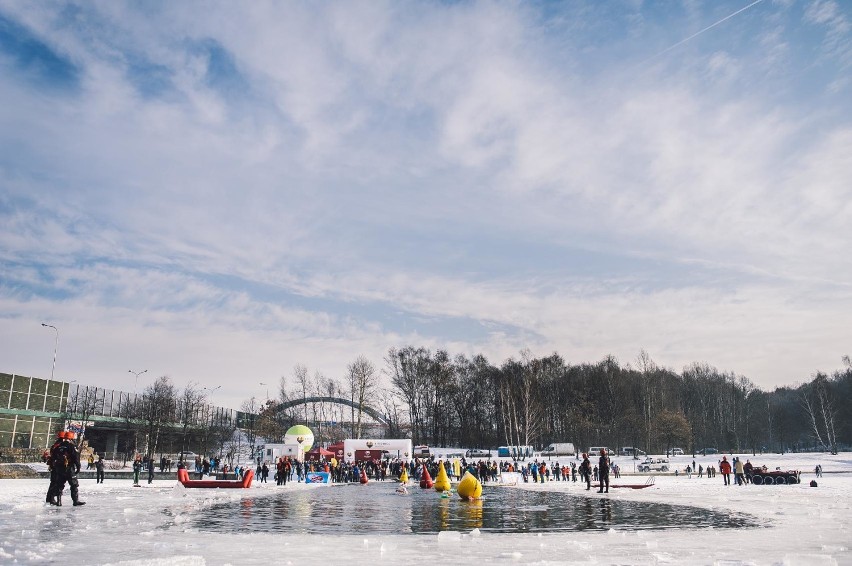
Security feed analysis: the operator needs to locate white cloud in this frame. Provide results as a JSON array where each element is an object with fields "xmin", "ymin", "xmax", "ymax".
[{"xmin": 1, "ymin": 1, "xmax": 850, "ymax": 403}]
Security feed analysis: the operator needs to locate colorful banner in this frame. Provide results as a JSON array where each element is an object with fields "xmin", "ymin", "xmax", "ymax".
[{"xmin": 305, "ymin": 472, "xmax": 331, "ymax": 484}]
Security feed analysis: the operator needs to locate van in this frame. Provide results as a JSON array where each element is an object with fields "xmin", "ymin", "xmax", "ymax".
[
  {"xmin": 588, "ymin": 447, "xmax": 614, "ymax": 456},
  {"xmin": 413, "ymin": 445, "xmax": 431, "ymax": 458},
  {"xmin": 541, "ymin": 443, "xmax": 576, "ymax": 456}
]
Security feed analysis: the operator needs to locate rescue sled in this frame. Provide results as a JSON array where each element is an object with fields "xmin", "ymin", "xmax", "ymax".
[
  {"xmin": 593, "ymin": 476, "xmax": 656, "ymax": 490},
  {"xmin": 177, "ymin": 468, "xmax": 254, "ymax": 488}
]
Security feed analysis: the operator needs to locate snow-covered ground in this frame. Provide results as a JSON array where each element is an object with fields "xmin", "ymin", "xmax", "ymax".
[{"xmin": 1, "ymin": 452, "xmax": 850, "ymax": 565}]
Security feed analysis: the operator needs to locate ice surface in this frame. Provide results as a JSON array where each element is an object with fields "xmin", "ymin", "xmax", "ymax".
[{"xmin": 0, "ymin": 452, "xmax": 850, "ymax": 565}]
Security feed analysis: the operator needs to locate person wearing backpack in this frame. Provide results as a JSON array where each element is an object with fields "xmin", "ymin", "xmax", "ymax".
[{"xmin": 49, "ymin": 431, "xmax": 85, "ymax": 506}]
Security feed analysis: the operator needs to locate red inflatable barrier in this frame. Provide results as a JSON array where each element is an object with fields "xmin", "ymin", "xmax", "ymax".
[{"xmin": 177, "ymin": 468, "xmax": 254, "ymax": 488}]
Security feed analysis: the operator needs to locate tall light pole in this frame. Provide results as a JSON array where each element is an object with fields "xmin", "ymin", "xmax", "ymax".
[
  {"xmin": 129, "ymin": 369, "xmax": 148, "ymax": 394},
  {"xmin": 259, "ymin": 382, "xmax": 269, "ymax": 401},
  {"xmin": 128, "ymin": 369, "xmax": 147, "ymax": 457},
  {"xmin": 41, "ymin": 323, "xmax": 58, "ymax": 381}
]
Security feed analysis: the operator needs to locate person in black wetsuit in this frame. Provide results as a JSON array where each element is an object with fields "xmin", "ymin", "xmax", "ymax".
[
  {"xmin": 45, "ymin": 430, "xmax": 64, "ymax": 505},
  {"xmin": 580, "ymin": 453, "xmax": 592, "ymax": 490},
  {"xmin": 49, "ymin": 431, "xmax": 86, "ymax": 506},
  {"xmin": 598, "ymin": 449, "xmax": 610, "ymax": 494}
]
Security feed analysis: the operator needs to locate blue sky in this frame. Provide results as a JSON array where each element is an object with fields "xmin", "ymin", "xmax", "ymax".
[{"xmin": 1, "ymin": 1, "xmax": 850, "ymax": 408}]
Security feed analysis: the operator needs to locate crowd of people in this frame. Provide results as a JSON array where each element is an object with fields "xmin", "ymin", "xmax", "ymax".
[{"xmin": 43, "ymin": 436, "xmax": 824, "ymax": 506}]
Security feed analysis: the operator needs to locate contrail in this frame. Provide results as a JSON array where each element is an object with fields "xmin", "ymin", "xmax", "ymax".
[{"xmin": 641, "ymin": 0, "xmax": 766, "ymax": 65}]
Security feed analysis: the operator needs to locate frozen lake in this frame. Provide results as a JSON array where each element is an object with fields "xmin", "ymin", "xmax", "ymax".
[{"xmin": 1, "ymin": 452, "xmax": 850, "ymax": 565}]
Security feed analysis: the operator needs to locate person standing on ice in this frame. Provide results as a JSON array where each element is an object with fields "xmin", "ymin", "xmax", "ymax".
[
  {"xmin": 132, "ymin": 456, "xmax": 142, "ymax": 486},
  {"xmin": 580, "ymin": 453, "xmax": 592, "ymax": 490},
  {"xmin": 95, "ymin": 454, "xmax": 105, "ymax": 483},
  {"xmin": 50, "ymin": 431, "xmax": 85, "ymax": 506},
  {"xmin": 734, "ymin": 457, "xmax": 745, "ymax": 486},
  {"xmin": 597, "ymin": 449, "xmax": 610, "ymax": 493},
  {"xmin": 45, "ymin": 430, "xmax": 63, "ymax": 505},
  {"xmin": 743, "ymin": 460, "xmax": 753, "ymax": 483},
  {"xmin": 720, "ymin": 456, "xmax": 732, "ymax": 485}
]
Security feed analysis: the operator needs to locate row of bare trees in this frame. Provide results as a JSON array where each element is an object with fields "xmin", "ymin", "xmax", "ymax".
[{"xmin": 261, "ymin": 348, "xmax": 850, "ymax": 457}]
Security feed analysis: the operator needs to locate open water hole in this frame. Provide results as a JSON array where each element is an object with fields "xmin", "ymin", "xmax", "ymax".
[{"xmin": 186, "ymin": 483, "xmax": 760, "ymax": 535}]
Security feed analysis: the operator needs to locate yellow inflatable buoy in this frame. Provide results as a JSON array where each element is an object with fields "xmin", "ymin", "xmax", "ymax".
[
  {"xmin": 399, "ymin": 468, "xmax": 409, "ymax": 484},
  {"xmin": 456, "ymin": 471, "xmax": 482, "ymax": 500},
  {"xmin": 434, "ymin": 460, "xmax": 451, "ymax": 492}
]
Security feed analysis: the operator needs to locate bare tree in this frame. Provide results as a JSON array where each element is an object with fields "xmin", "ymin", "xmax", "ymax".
[
  {"xmin": 800, "ymin": 373, "xmax": 839, "ymax": 454},
  {"xmin": 239, "ymin": 397, "xmax": 262, "ymax": 463},
  {"xmin": 386, "ymin": 347, "xmax": 432, "ymax": 443},
  {"xmin": 636, "ymin": 350, "xmax": 658, "ymax": 454},
  {"xmin": 495, "ymin": 352, "xmax": 544, "ymax": 459},
  {"xmin": 139, "ymin": 376, "xmax": 177, "ymax": 462},
  {"xmin": 176, "ymin": 382, "xmax": 206, "ymax": 455},
  {"xmin": 654, "ymin": 410, "xmax": 691, "ymax": 454},
  {"xmin": 293, "ymin": 364, "xmax": 309, "ymax": 424},
  {"xmin": 347, "ymin": 355, "xmax": 378, "ymax": 439},
  {"xmin": 375, "ymin": 388, "xmax": 407, "ymax": 439}
]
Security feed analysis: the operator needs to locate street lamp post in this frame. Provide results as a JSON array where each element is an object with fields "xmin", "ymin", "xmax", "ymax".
[
  {"xmin": 41, "ymin": 323, "xmax": 58, "ymax": 381},
  {"xmin": 259, "ymin": 382, "xmax": 269, "ymax": 400},
  {"xmin": 128, "ymin": 369, "xmax": 147, "ymax": 456},
  {"xmin": 129, "ymin": 369, "xmax": 148, "ymax": 394}
]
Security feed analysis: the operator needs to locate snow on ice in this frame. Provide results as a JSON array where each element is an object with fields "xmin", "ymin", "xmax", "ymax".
[{"xmin": 0, "ymin": 452, "xmax": 850, "ymax": 565}]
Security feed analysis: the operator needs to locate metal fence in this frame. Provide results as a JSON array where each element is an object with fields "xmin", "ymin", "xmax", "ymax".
[{"xmin": 1, "ymin": 372, "xmax": 239, "ymax": 450}]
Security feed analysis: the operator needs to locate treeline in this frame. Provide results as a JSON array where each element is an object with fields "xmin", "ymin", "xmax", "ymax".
[{"xmin": 380, "ymin": 348, "xmax": 851, "ymax": 455}]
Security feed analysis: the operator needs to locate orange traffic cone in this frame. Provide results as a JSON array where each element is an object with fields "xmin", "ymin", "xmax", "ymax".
[
  {"xmin": 420, "ymin": 464, "xmax": 434, "ymax": 489},
  {"xmin": 360, "ymin": 468, "xmax": 369, "ymax": 484}
]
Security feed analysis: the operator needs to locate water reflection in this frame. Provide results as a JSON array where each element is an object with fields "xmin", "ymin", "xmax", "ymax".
[{"xmin": 191, "ymin": 484, "xmax": 759, "ymax": 535}]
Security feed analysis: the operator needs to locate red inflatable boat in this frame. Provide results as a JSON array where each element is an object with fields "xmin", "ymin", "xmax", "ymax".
[{"xmin": 177, "ymin": 468, "xmax": 254, "ymax": 488}]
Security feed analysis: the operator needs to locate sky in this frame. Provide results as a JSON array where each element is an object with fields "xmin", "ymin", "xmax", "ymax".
[{"xmin": 1, "ymin": 1, "xmax": 850, "ymax": 409}]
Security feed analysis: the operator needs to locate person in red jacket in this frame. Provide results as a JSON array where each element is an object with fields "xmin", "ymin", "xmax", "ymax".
[{"xmin": 720, "ymin": 456, "xmax": 732, "ymax": 486}]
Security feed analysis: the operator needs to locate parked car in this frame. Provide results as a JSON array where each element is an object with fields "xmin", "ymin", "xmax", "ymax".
[
  {"xmin": 700, "ymin": 447, "xmax": 718, "ymax": 455},
  {"xmin": 620, "ymin": 447, "xmax": 646, "ymax": 458},
  {"xmin": 465, "ymin": 448, "xmax": 491, "ymax": 458},
  {"xmin": 637, "ymin": 457, "xmax": 670, "ymax": 472},
  {"xmin": 667, "ymin": 447, "xmax": 684, "ymax": 456},
  {"xmin": 588, "ymin": 446, "xmax": 614, "ymax": 456}
]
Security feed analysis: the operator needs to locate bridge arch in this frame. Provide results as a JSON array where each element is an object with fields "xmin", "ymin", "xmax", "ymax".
[{"xmin": 278, "ymin": 396, "xmax": 390, "ymax": 427}]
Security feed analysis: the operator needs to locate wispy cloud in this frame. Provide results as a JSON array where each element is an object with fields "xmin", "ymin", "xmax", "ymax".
[{"xmin": 1, "ymin": 1, "xmax": 850, "ymax": 405}]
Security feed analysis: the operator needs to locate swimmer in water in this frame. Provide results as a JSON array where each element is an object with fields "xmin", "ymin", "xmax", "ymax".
[{"xmin": 395, "ymin": 485, "xmax": 409, "ymax": 495}]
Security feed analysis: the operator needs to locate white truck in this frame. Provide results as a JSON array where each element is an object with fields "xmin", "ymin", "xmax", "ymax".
[
  {"xmin": 637, "ymin": 457, "xmax": 670, "ymax": 472},
  {"xmin": 541, "ymin": 442, "xmax": 576, "ymax": 456}
]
